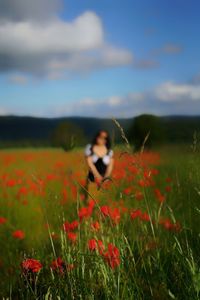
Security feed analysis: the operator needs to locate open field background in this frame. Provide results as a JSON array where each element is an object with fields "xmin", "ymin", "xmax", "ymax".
[{"xmin": 0, "ymin": 145, "xmax": 200, "ymax": 299}]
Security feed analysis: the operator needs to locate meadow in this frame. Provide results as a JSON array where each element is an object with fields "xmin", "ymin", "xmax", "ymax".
[{"xmin": 0, "ymin": 144, "xmax": 200, "ymax": 299}]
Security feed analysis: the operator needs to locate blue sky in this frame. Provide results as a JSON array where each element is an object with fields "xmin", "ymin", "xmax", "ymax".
[{"xmin": 0, "ymin": 0, "xmax": 200, "ymax": 118}]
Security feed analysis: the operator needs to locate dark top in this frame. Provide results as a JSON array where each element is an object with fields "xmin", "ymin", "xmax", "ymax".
[{"xmin": 84, "ymin": 144, "xmax": 113, "ymax": 182}]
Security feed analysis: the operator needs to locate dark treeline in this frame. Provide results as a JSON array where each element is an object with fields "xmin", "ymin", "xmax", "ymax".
[
  {"xmin": 0, "ymin": 115, "xmax": 200, "ymax": 149},
  {"xmin": 0, "ymin": 115, "xmax": 131, "ymax": 149}
]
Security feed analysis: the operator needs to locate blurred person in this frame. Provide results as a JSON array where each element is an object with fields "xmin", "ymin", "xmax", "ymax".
[{"xmin": 83, "ymin": 130, "xmax": 114, "ymax": 199}]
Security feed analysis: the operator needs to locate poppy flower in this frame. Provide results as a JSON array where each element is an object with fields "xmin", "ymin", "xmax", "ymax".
[
  {"xmin": 165, "ymin": 186, "xmax": 172, "ymax": 192},
  {"xmin": 140, "ymin": 212, "xmax": 150, "ymax": 222},
  {"xmin": 50, "ymin": 257, "xmax": 66, "ymax": 274},
  {"xmin": 63, "ymin": 220, "xmax": 79, "ymax": 232},
  {"xmin": 67, "ymin": 232, "xmax": 77, "ymax": 243},
  {"xmin": 130, "ymin": 209, "xmax": 142, "ymax": 220},
  {"xmin": 12, "ymin": 230, "xmax": 25, "ymax": 239},
  {"xmin": 159, "ymin": 218, "xmax": 181, "ymax": 232},
  {"xmin": 123, "ymin": 187, "xmax": 132, "ymax": 195},
  {"xmin": 104, "ymin": 243, "xmax": 120, "ymax": 269},
  {"xmin": 154, "ymin": 188, "xmax": 165, "ymax": 203},
  {"xmin": 88, "ymin": 239, "xmax": 97, "ymax": 251},
  {"xmin": 21, "ymin": 258, "xmax": 42, "ymax": 273},
  {"xmin": 166, "ymin": 177, "xmax": 172, "ymax": 183},
  {"xmin": 0, "ymin": 217, "xmax": 7, "ymax": 225},
  {"xmin": 6, "ymin": 179, "xmax": 17, "ymax": 187},
  {"xmin": 91, "ymin": 221, "xmax": 100, "ymax": 231},
  {"xmin": 78, "ymin": 200, "xmax": 95, "ymax": 221},
  {"xmin": 135, "ymin": 191, "xmax": 143, "ymax": 201},
  {"xmin": 110, "ymin": 208, "xmax": 120, "ymax": 224},
  {"xmin": 100, "ymin": 206, "xmax": 110, "ymax": 217},
  {"xmin": 97, "ymin": 240, "xmax": 105, "ymax": 255}
]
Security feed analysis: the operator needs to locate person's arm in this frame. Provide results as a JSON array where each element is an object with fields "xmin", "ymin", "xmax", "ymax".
[{"xmin": 104, "ymin": 157, "xmax": 114, "ymax": 178}]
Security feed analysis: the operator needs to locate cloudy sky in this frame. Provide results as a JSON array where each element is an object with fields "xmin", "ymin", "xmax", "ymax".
[{"xmin": 0, "ymin": 0, "xmax": 200, "ymax": 118}]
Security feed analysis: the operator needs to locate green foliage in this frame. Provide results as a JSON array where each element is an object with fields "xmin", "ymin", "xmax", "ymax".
[
  {"xmin": 1, "ymin": 146, "xmax": 200, "ymax": 299},
  {"xmin": 50, "ymin": 121, "xmax": 86, "ymax": 151},
  {"xmin": 0, "ymin": 115, "xmax": 200, "ymax": 148},
  {"xmin": 128, "ymin": 114, "xmax": 165, "ymax": 149}
]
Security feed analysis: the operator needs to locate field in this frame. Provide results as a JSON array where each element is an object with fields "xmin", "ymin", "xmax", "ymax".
[{"xmin": 0, "ymin": 145, "xmax": 200, "ymax": 299}]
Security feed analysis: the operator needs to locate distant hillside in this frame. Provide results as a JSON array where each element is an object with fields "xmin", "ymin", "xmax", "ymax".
[
  {"xmin": 0, "ymin": 115, "xmax": 132, "ymax": 147},
  {"xmin": 0, "ymin": 115, "xmax": 200, "ymax": 148},
  {"xmin": 162, "ymin": 116, "xmax": 200, "ymax": 143}
]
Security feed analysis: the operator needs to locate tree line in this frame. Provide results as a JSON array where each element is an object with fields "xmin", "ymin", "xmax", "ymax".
[{"xmin": 0, "ymin": 114, "xmax": 200, "ymax": 150}]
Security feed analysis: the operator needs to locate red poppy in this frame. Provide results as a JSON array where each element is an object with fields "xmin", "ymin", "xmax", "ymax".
[
  {"xmin": 100, "ymin": 205, "xmax": 110, "ymax": 217},
  {"xmin": 67, "ymin": 232, "xmax": 77, "ymax": 243},
  {"xmin": 166, "ymin": 177, "xmax": 172, "ymax": 183},
  {"xmin": 12, "ymin": 230, "xmax": 25, "ymax": 239},
  {"xmin": 0, "ymin": 217, "xmax": 7, "ymax": 225},
  {"xmin": 159, "ymin": 218, "xmax": 181, "ymax": 232},
  {"xmin": 63, "ymin": 220, "xmax": 79, "ymax": 232},
  {"xmin": 46, "ymin": 173, "xmax": 57, "ymax": 181},
  {"xmin": 151, "ymin": 169, "xmax": 159, "ymax": 175},
  {"xmin": 135, "ymin": 191, "xmax": 143, "ymax": 201},
  {"xmin": 91, "ymin": 221, "xmax": 100, "ymax": 231},
  {"xmin": 97, "ymin": 240, "xmax": 105, "ymax": 255},
  {"xmin": 78, "ymin": 207, "xmax": 90, "ymax": 220},
  {"xmin": 21, "ymin": 258, "xmax": 42, "ymax": 273},
  {"xmin": 123, "ymin": 187, "xmax": 132, "ymax": 195},
  {"xmin": 130, "ymin": 209, "xmax": 142, "ymax": 220},
  {"xmin": 140, "ymin": 212, "xmax": 150, "ymax": 222},
  {"xmin": 110, "ymin": 208, "xmax": 121, "ymax": 224},
  {"xmin": 17, "ymin": 186, "xmax": 28, "ymax": 196},
  {"xmin": 165, "ymin": 186, "xmax": 172, "ymax": 192},
  {"xmin": 104, "ymin": 243, "xmax": 120, "ymax": 269},
  {"xmin": 61, "ymin": 189, "xmax": 68, "ymax": 204},
  {"xmin": 88, "ymin": 239, "xmax": 97, "ymax": 251},
  {"xmin": 50, "ymin": 257, "xmax": 66, "ymax": 274},
  {"xmin": 78, "ymin": 200, "xmax": 95, "ymax": 221},
  {"xmin": 88, "ymin": 199, "xmax": 95, "ymax": 211},
  {"xmin": 154, "ymin": 188, "xmax": 165, "ymax": 203},
  {"xmin": 6, "ymin": 179, "xmax": 17, "ymax": 187},
  {"xmin": 161, "ymin": 218, "xmax": 172, "ymax": 230}
]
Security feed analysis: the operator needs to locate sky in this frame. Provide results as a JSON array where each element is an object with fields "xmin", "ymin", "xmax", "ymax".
[{"xmin": 0, "ymin": 0, "xmax": 200, "ymax": 118}]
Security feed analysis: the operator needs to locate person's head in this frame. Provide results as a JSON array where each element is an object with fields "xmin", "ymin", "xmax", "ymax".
[{"xmin": 92, "ymin": 130, "xmax": 111, "ymax": 149}]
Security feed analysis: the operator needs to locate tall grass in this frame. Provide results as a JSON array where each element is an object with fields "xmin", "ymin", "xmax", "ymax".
[{"xmin": 0, "ymin": 140, "xmax": 200, "ymax": 299}]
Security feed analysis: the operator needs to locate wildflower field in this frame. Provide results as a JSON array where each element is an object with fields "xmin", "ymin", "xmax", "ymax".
[{"xmin": 0, "ymin": 145, "xmax": 200, "ymax": 299}]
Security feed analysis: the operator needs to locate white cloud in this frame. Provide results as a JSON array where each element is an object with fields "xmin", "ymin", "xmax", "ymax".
[
  {"xmin": 0, "ymin": 5, "xmax": 133, "ymax": 77},
  {"xmin": 108, "ymin": 96, "xmax": 122, "ymax": 106},
  {"xmin": 1, "ymin": 79, "xmax": 199, "ymax": 118},
  {"xmin": 0, "ymin": 12, "xmax": 103, "ymax": 55},
  {"xmin": 44, "ymin": 79, "xmax": 200, "ymax": 117},
  {"xmin": 155, "ymin": 81, "xmax": 200, "ymax": 101},
  {"xmin": 0, "ymin": 0, "xmax": 62, "ymax": 22},
  {"xmin": 44, "ymin": 92, "xmax": 147, "ymax": 118},
  {"xmin": 47, "ymin": 45, "xmax": 133, "ymax": 76}
]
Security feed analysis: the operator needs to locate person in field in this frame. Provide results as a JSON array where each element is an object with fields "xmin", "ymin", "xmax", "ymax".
[{"xmin": 83, "ymin": 130, "xmax": 114, "ymax": 196}]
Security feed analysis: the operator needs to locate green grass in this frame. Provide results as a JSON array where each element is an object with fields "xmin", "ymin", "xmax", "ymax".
[{"xmin": 0, "ymin": 145, "xmax": 200, "ymax": 299}]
